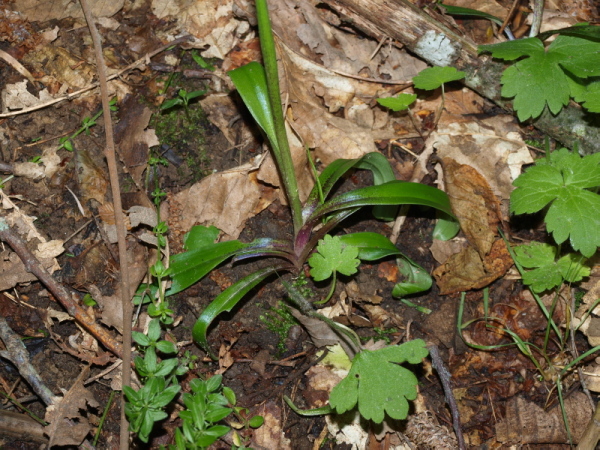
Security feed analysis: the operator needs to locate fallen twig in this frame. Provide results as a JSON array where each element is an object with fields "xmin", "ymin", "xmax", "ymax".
[
  {"xmin": 0, "ymin": 316, "xmax": 57, "ymax": 406},
  {"xmin": 0, "ymin": 217, "xmax": 123, "ymax": 358},
  {"xmin": 78, "ymin": 1, "xmax": 134, "ymax": 448},
  {"xmin": 428, "ymin": 344, "xmax": 466, "ymax": 450},
  {"xmin": 0, "ymin": 35, "xmax": 192, "ymax": 119}
]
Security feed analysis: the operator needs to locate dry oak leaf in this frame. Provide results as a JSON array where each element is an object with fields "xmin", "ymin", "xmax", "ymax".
[
  {"xmin": 433, "ymin": 238, "xmax": 512, "ymax": 295},
  {"xmin": 432, "ymin": 159, "xmax": 512, "ymax": 294},
  {"xmin": 495, "ymin": 392, "xmax": 592, "ymax": 444},
  {"xmin": 170, "ymin": 155, "xmax": 277, "ymax": 240},
  {"xmin": 44, "ymin": 367, "xmax": 99, "ymax": 447}
]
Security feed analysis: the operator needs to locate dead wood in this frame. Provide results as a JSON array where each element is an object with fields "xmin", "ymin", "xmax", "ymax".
[{"xmin": 319, "ymin": 0, "xmax": 600, "ymax": 154}]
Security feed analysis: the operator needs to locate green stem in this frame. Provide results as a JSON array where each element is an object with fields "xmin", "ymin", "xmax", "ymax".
[
  {"xmin": 255, "ymin": 0, "xmax": 303, "ymax": 235},
  {"xmin": 314, "ymin": 271, "xmax": 336, "ymax": 305}
]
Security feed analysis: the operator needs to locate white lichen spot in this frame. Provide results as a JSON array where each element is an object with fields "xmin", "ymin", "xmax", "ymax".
[
  {"xmin": 415, "ymin": 30, "xmax": 460, "ymax": 67},
  {"xmin": 572, "ymin": 123, "xmax": 586, "ymax": 138}
]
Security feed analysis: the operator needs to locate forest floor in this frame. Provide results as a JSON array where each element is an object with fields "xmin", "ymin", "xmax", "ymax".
[{"xmin": 0, "ymin": 0, "xmax": 599, "ymax": 448}]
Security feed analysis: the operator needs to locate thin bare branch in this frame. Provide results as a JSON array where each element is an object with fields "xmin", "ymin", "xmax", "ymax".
[{"xmin": 78, "ymin": 1, "xmax": 133, "ymax": 448}]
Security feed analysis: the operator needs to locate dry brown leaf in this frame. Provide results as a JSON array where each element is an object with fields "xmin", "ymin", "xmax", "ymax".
[
  {"xmin": 23, "ymin": 46, "xmax": 95, "ymax": 90},
  {"xmin": 75, "ymin": 148, "xmax": 109, "ymax": 208},
  {"xmin": 442, "ymin": 158, "xmax": 501, "ymax": 258},
  {"xmin": 0, "ymin": 191, "xmax": 63, "ymax": 291},
  {"xmin": 495, "ymin": 392, "xmax": 592, "ymax": 444},
  {"xmin": 434, "ymin": 239, "xmax": 512, "ymax": 295},
  {"xmin": 114, "ymin": 97, "xmax": 159, "ymax": 188},
  {"xmin": 44, "ymin": 366, "xmax": 99, "ymax": 447},
  {"xmin": 250, "ymin": 401, "xmax": 291, "ymax": 450},
  {"xmin": 428, "ymin": 114, "xmax": 533, "ymax": 208},
  {"xmin": 431, "ymin": 159, "xmax": 512, "ymax": 294},
  {"xmin": 1, "ymin": 81, "xmax": 54, "ymax": 113},
  {"xmin": 90, "ymin": 243, "xmax": 148, "ymax": 333},
  {"xmin": 170, "ymin": 155, "xmax": 277, "ymax": 239},
  {"xmin": 11, "ymin": 0, "xmax": 123, "ymax": 21},
  {"xmin": 152, "ymin": 0, "xmax": 252, "ymax": 59}
]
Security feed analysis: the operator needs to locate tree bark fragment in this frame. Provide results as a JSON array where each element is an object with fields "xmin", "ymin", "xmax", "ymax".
[{"xmin": 321, "ymin": 0, "xmax": 600, "ymax": 154}]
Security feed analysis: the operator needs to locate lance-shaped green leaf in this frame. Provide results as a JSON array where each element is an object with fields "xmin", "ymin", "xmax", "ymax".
[
  {"xmin": 192, "ymin": 265, "xmax": 283, "ymax": 357},
  {"xmin": 329, "ymin": 339, "xmax": 429, "ymax": 423},
  {"xmin": 337, "ymin": 233, "xmax": 434, "ymax": 297},
  {"xmin": 393, "ymin": 256, "xmax": 433, "ymax": 297},
  {"xmin": 228, "ymin": 62, "xmax": 279, "ymax": 153},
  {"xmin": 168, "ymin": 240, "xmax": 250, "ymax": 296},
  {"xmin": 232, "ymin": 238, "xmax": 296, "ymax": 263},
  {"xmin": 183, "ymin": 225, "xmax": 220, "ymax": 251},
  {"xmin": 303, "ymin": 152, "xmax": 399, "ymax": 221},
  {"xmin": 308, "ymin": 181, "xmax": 456, "ymax": 224},
  {"xmin": 338, "ymin": 232, "xmax": 402, "ymax": 261}
]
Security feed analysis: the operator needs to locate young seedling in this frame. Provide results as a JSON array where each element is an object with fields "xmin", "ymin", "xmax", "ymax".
[
  {"xmin": 377, "ymin": 66, "xmax": 465, "ymax": 134},
  {"xmin": 160, "ymin": 88, "xmax": 207, "ymax": 122},
  {"xmin": 58, "ymin": 97, "xmax": 118, "ymax": 151}
]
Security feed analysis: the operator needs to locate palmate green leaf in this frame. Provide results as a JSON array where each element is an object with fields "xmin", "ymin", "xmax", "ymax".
[
  {"xmin": 412, "ymin": 66, "xmax": 466, "ymax": 90},
  {"xmin": 329, "ymin": 339, "xmax": 429, "ymax": 423},
  {"xmin": 308, "ymin": 235, "xmax": 360, "ymax": 281},
  {"xmin": 192, "ymin": 266, "xmax": 281, "ymax": 356},
  {"xmin": 377, "ymin": 94, "xmax": 417, "ymax": 111},
  {"xmin": 513, "ymin": 242, "xmax": 590, "ymax": 292},
  {"xmin": 511, "ymin": 150, "xmax": 600, "ymax": 257},
  {"xmin": 479, "ymin": 35, "xmax": 600, "ymax": 121}
]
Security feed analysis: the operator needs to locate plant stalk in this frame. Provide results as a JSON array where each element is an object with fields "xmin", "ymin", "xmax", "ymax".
[{"xmin": 255, "ymin": 0, "xmax": 304, "ymax": 235}]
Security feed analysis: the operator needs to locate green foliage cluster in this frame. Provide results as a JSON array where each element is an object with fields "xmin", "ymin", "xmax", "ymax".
[
  {"xmin": 479, "ymin": 27, "xmax": 600, "ymax": 121},
  {"xmin": 510, "ymin": 148, "xmax": 600, "ymax": 293},
  {"xmin": 170, "ymin": 374, "xmax": 263, "ymax": 450},
  {"xmin": 259, "ymin": 301, "xmax": 299, "ymax": 354}
]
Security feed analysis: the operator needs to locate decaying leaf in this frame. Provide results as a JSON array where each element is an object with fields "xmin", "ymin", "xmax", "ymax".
[
  {"xmin": 44, "ymin": 366, "xmax": 99, "ymax": 447},
  {"xmin": 23, "ymin": 46, "xmax": 95, "ymax": 90},
  {"xmin": 75, "ymin": 148, "xmax": 109, "ymax": 209},
  {"xmin": 152, "ymin": 0, "xmax": 252, "ymax": 59},
  {"xmin": 429, "ymin": 115, "xmax": 533, "ymax": 205},
  {"xmin": 0, "ymin": 191, "xmax": 63, "ymax": 290},
  {"xmin": 114, "ymin": 97, "xmax": 160, "ymax": 188},
  {"xmin": 249, "ymin": 401, "xmax": 291, "ymax": 450},
  {"xmin": 434, "ymin": 239, "xmax": 512, "ymax": 294},
  {"xmin": 11, "ymin": 0, "xmax": 123, "ymax": 22},
  {"xmin": 1, "ymin": 80, "xmax": 53, "ymax": 113},
  {"xmin": 170, "ymin": 154, "xmax": 277, "ymax": 240},
  {"xmin": 495, "ymin": 392, "xmax": 592, "ymax": 444},
  {"xmin": 442, "ymin": 158, "xmax": 501, "ymax": 257},
  {"xmin": 90, "ymin": 243, "xmax": 148, "ymax": 333},
  {"xmin": 432, "ymin": 159, "xmax": 513, "ymax": 294}
]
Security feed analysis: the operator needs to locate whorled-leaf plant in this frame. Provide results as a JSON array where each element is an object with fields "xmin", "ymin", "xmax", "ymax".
[{"xmin": 166, "ymin": 0, "xmax": 459, "ymax": 356}]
